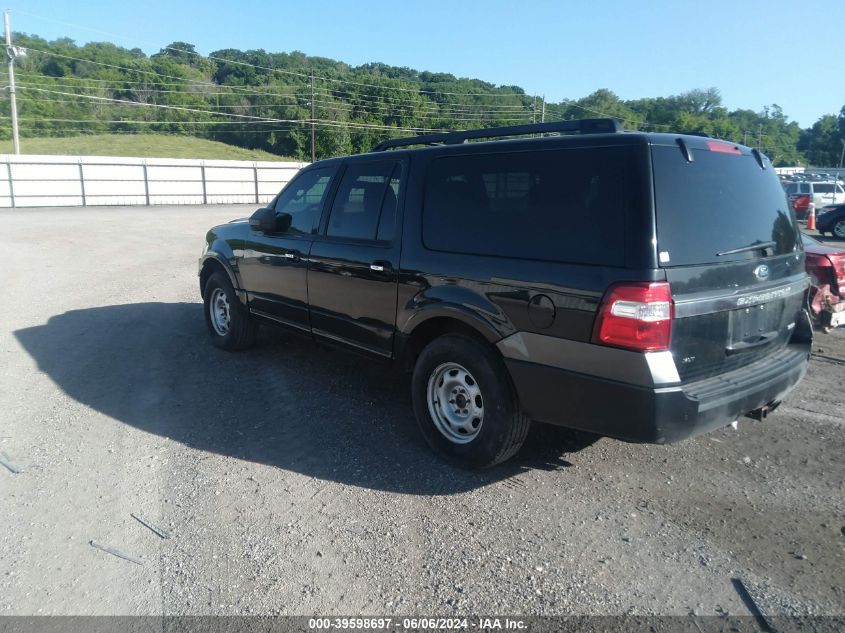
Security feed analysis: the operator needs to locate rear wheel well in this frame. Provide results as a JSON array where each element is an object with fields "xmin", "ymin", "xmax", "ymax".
[
  {"xmin": 400, "ymin": 317, "xmax": 497, "ymax": 372},
  {"xmin": 200, "ymin": 259, "xmax": 228, "ymax": 299}
]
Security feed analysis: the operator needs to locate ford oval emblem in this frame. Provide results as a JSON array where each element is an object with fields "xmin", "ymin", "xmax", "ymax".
[{"xmin": 754, "ymin": 264, "xmax": 770, "ymax": 281}]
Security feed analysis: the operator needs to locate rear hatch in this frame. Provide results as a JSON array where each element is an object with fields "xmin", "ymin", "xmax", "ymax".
[{"xmin": 651, "ymin": 139, "xmax": 807, "ymax": 382}]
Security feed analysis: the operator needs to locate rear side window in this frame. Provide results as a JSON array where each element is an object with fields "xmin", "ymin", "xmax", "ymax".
[
  {"xmin": 422, "ymin": 146, "xmax": 636, "ymax": 266},
  {"xmin": 814, "ymin": 183, "xmax": 834, "ymax": 194},
  {"xmin": 652, "ymin": 146, "xmax": 797, "ymax": 266},
  {"xmin": 376, "ymin": 165, "xmax": 401, "ymax": 241}
]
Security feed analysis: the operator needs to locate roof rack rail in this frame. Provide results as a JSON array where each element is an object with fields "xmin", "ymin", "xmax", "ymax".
[{"xmin": 370, "ymin": 118, "xmax": 622, "ymax": 152}]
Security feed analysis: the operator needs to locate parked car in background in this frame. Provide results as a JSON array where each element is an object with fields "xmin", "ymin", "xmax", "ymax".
[
  {"xmin": 803, "ymin": 233, "xmax": 845, "ymax": 330},
  {"xmin": 791, "ymin": 194, "xmax": 811, "ymax": 220},
  {"xmin": 785, "ymin": 181, "xmax": 845, "ymax": 211},
  {"xmin": 816, "ymin": 203, "xmax": 845, "ymax": 238}
]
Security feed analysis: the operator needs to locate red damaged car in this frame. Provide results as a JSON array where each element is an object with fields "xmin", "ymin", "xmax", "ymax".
[{"xmin": 803, "ymin": 234, "xmax": 845, "ymax": 330}]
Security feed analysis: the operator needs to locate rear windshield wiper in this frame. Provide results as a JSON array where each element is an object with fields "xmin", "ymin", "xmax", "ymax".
[{"xmin": 716, "ymin": 240, "xmax": 776, "ymax": 257}]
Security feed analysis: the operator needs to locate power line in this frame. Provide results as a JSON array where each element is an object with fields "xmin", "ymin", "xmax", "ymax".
[
  {"xmin": 17, "ymin": 94, "xmax": 530, "ymax": 127},
  {"xmin": 15, "ymin": 69, "xmax": 532, "ymax": 113},
  {"xmin": 12, "ymin": 126, "xmax": 303, "ymax": 134},
  {"xmin": 18, "ymin": 85, "xmax": 298, "ymax": 122},
  {"xmin": 310, "ymin": 98, "xmax": 530, "ymax": 121},
  {"xmin": 16, "ymin": 114, "xmax": 446, "ymax": 134},
  {"xmin": 16, "ymin": 79, "xmax": 533, "ymax": 122},
  {"xmin": 313, "ymin": 86, "xmax": 530, "ymax": 109}
]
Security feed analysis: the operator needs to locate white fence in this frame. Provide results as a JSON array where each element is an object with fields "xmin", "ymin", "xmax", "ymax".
[{"xmin": 0, "ymin": 154, "xmax": 309, "ymax": 208}]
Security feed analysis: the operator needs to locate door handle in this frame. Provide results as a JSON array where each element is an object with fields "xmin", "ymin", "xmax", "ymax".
[
  {"xmin": 370, "ymin": 260, "xmax": 392, "ymax": 272},
  {"xmin": 283, "ymin": 249, "xmax": 301, "ymax": 262},
  {"xmin": 725, "ymin": 330, "xmax": 778, "ymax": 355}
]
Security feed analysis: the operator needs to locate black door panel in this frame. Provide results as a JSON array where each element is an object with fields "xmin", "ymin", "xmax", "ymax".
[
  {"xmin": 308, "ymin": 243, "xmax": 399, "ymax": 356},
  {"xmin": 240, "ymin": 236, "xmax": 312, "ymax": 330},
  {"xmin": 308, "ymin": 160, "xmax": 403, "ymax": 357}
]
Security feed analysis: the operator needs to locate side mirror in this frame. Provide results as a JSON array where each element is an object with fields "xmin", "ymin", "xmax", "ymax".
[
  {"xmin": 249, "ymin": 207, "xmax": 276, "ymax": 232},
  {"xmin": 275, "ymin": 212, "xmax": 292, "ymax": 233},
  {"xmin": 249, "ymin": 208, "xmax": 293, "ymax": 234}
]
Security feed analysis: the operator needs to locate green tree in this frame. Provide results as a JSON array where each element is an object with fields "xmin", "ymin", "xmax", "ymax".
[{"xmin": 798, "ymin": 115, "xmax": 842, "ymax": 166}]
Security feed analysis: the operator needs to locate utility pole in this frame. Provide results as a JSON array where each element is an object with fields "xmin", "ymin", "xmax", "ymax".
[
  {"xmin": 532, "ymin": 95, "xmax": 537, "ymax": 124},
  {"xmin": 541, "ymin": 95, "xmax": 545, "ymax": 123},
  {"xmin": 5, "ymin": 11, "xmax": 22, "ymax": 155},
  {"xmin": 839, "ymin": 139, "xmax": 845, "ymax": 169},
  {"xmin": 310, "ymin": 72, "xmax": 315, "ymax": 163}
]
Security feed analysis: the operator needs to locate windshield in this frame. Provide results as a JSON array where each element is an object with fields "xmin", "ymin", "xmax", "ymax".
[{"xmin": 652, "ymin": 144, "xmax": 798, "ymax": 266}]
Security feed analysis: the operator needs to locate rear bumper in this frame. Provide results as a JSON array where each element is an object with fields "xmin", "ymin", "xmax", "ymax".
[{"xmin": 505, "ymin": 343, "xmax": 810, "ymax": 444}]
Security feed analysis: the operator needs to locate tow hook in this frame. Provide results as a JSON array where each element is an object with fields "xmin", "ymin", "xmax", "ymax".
[
  {"xmin": 746, "ymin": 400, "xmax": 780, "ymax": 422},
  {"xmin": 748, "ymin": 406, "xmax": 769, "ymax": 421}
]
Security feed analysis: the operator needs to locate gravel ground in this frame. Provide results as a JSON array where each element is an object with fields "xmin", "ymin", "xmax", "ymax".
[{"xmin": 0, "ymin": 205, "xmax": 843, "ymax": 618}]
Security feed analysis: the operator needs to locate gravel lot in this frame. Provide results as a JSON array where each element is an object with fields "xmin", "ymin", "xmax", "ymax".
[{"xmin": 1, "ymin": 205, "xmax": 844, "ymax": 618}]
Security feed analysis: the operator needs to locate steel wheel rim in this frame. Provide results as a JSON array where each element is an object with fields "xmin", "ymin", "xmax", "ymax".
[
  {"xmin": 834, "ymin": 220, "xmax": 845, "ymax": 238},
  {"xmin": 209, "ymin": 287, "xmax": 231, "ymax": 336},
  {"xmin": 426, "ymin": 362, "xmax": 484, "ymax": 444}
]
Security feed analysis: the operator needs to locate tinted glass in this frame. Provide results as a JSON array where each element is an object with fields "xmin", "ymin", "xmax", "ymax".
[
  {"xmin": 274, "ymin": 167, "xmax": 335, "ymax": 235},
  {"xmin": 814, "ymin": 183, "xmax": 834, "ymax": 193},
  {"xmin": 327, "ymin": 162, "xmax": 396, "ymax": 241},
  {"xmin": 785, "ymin": 183, "xmax": 797, "ymax": 195},
  {"xmin": 376, "ymin": 164, "xmax": 401, "ymax": 242},
  {"xmin": 653, "ymin": 146, "xmax": 797, "ymax": 266},
  {"xmin": 422, "ymin": 146, "xmax": 636, "ymax": 265}
]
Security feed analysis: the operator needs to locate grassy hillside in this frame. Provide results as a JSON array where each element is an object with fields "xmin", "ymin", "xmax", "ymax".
[{"xmin": 0, "ymin": 134, "xmax": 293, "ymax": 161}]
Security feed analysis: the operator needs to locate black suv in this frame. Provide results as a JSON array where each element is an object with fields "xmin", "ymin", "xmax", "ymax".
[{"xmin": 199, "ymin": 119, "xmax": 812, "ymax": 469}]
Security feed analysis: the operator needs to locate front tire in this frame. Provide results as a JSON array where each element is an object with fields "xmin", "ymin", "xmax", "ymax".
[
  {"xmin": 203, "ymin": 271, "xmax": 258, "ymax": 351},
  {"xmin": 411, "ymin": 334, "xmax": 530, "ymax": 469},
  {"xmin": 833, "ymin": 219, "xmax": 845, "ymax": 239}
]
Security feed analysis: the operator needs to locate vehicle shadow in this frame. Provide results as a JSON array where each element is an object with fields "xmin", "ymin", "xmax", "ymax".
[{"xmin": 14, "ymin": 302, "xmax": 596, "ymax": 495}]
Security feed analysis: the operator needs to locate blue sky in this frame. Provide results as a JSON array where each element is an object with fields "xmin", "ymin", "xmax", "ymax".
[{"xmin": 7, "ymin": 0, "xmax": 844, "ymax": 127}]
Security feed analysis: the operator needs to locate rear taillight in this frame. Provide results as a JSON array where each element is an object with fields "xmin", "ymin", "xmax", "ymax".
[
  {"xmin": 592, "ymin": 282, "xmax": 674, "ymax": 352},
  {"xmin": 828, "ymin": 254, "xmax": 845, "ymax": 295}
]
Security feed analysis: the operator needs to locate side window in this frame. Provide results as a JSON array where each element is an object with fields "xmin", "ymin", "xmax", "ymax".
[
  {"xmin": 326, "ymin": 161, "xmax": 397, "ymax": 241},
  {"xmin": 422, "ymin": 147, "xmax": 633, "ymax": 266},
  {"xmin": 814, "ymin": 183, "xmax": 834, "ymax": 194},
  {"xmin": 376, "ymin": 164, "xmax": 401, "ymax": 241},
  {"xmin": 273, "ymin": 167, "xmax": 335, "ymax": 235}
]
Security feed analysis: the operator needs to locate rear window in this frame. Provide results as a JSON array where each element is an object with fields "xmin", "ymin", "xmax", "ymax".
[
  {"xmin": 652, "ymin": 145, "xmax": 797, "ymax": 267},
  {"xmin": 422, "ymin": 146, "xmax": 638, "ymax": 266}
]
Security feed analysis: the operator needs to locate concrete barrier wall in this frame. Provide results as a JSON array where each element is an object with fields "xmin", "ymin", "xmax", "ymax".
[{"xmin": 0, "ymin": 155, "xmax": 309, "ymax": 208}]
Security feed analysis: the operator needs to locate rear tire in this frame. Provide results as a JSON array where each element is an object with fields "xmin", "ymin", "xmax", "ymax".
[
  {"xmin": 411, "ymin": 333, "xmax": 530, "ymax": 469},
  {"xmin": 203, "ymin": 271, "xmax": 258, "ymax": 351},
  {"xmin": 833, "ymin": 220, "xmax": 845, "ymax": 239}
]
